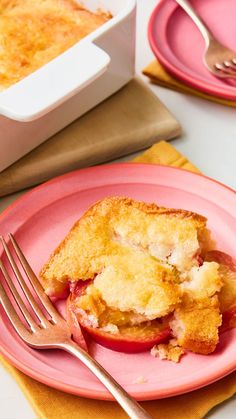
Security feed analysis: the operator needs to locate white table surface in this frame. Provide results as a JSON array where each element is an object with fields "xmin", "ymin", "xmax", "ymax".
[{"xmin": 0, "ymin": 1, "xmax": 236, "ymax": 418}]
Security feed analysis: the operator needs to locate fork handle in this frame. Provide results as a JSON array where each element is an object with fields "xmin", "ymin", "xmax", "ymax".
[
  {"xmin": 175, "ymin": 0, "xmax": 214, "ymax": 45},
  {"xmin": 61, "ymin": 340, "xmax": 153, "ymax": 419}
]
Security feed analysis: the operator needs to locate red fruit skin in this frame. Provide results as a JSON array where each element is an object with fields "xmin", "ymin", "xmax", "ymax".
[
  {"xmin": 221, "ymin": 306, "xmax": 236, "ymax": 333},
  {"xmin": 66, "ymin": 281, "xmax": 171, "ymax": 353},
  {"xmin": 205, "ymin": 250, "xmax": 236, "ymax": 272},
  {"xmin": 81, "ymin": 323, "xmax": 171, "ymax": 353},
  {"xmin": 46, "ymin": 283, "xmax": 70, "ymax": 301},
  {"xmin": 197, "ymin": 255, "xmax": 204, "ymax": 266},
  {"xmin": 206, "ymin": 250, "xmax": 236, "ymax": 333},
  {"xmin": 66, "ymin": 299, "xmax": 88, "ymax": 351}
]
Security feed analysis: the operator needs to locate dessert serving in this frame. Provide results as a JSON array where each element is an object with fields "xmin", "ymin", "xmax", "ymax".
[
  {"xmin": 0, "ymin": 0, "xmax": 111, "ymax": 91},
  {"xmin": 40, "ymin": 197, "xmax": 236, "ymax": 362}
]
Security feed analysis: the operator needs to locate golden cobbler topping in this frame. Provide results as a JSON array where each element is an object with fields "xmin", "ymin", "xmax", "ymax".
[
  {"xmin": 76, "ymin": 253, "xmax": 181, "ymax": 321},
  {"xmin": 93, "ymin": 253, "xmax": 181, "ymax": 319},
  {"xmin": 41, "ymin": 197, "xmax": 225, "ymax": 355},
  {"xmin": 41, "ymin": 197, "xmax": 213, "ymax": 284},
  {"xmin": 0, "ymin": 0, "xmax": 111, "ymax": 90},
  {"xmin": 41, "ymin": 198, "xmax": 218, "ymax": 320}
]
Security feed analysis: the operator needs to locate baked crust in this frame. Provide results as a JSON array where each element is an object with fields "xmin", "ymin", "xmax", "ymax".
[
  {"xmin": 40, "ymin": 196, "xmax": 223, "ymax": 354},
  {"xmin": 40, "ymin": 196, "xmax": 210, "ymax": 285},
  {"xmin": 171, "ymin": 296, "xmax": 222, "ymax": 354}
]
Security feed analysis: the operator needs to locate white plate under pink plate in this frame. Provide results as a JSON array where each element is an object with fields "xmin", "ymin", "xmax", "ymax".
[{"xmin": 0, "ymin": 164, "xmax": 235, "ymax": 400}]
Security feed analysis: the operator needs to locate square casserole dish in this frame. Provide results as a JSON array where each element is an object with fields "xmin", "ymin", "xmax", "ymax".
[{"xmin": 0, "ymin": 0, "xmax": 136, "ymax": 172}]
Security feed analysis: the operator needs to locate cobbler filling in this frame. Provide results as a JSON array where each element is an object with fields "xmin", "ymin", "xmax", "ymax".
[
  {"xmin": 68, "ymin": 250, "xmax": 206, "ymax": 336},
  {"xmin": 40, "ymin": 197, "xmax": 236, "ymax": 358},
  {"xmin": 71, "ymin": 279, "xmax": 170, "ymax": 338}
]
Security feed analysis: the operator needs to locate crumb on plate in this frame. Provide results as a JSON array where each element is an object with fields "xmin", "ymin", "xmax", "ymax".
[
  {"xmin": 151, "ymin": 339, "xmax": 184, "ymax": 363},
  {"xmin": 133, "ymin": 375, "xmax": 148, "ymax": 384}
]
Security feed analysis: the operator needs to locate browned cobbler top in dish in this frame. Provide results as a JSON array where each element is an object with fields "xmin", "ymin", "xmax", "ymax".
[{"xmin": 0, "ymin": 0, "xmax": 111, "ymax": 91}]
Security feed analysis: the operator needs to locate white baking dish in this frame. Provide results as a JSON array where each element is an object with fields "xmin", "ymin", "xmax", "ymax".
[{"xmin": 0, "ymin": 0, "xmax": 136, "ymax": 172}]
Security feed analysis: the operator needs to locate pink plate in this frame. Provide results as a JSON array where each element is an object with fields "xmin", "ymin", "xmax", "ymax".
[
  {"xmin": 148, "ymin": 0, "xmax": 236, "ymax": 100},
  {"xmin": 0, "ymin": 164, "xmax": 236, "ymax": 400}
]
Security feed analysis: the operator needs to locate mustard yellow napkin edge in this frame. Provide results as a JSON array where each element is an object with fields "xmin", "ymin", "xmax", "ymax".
[
  {"xmin": 1, "ymin": 352, "xmax": 236, "ymax": 419},
  {"xmin": 143, "ymin": 61, "xmax": 236, "ymax": 108}
]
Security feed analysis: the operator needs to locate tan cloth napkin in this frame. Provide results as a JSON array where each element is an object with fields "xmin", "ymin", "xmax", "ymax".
[
  {"xmin": 1, "ymin": 140, "xmax": 236, "ymax": 418},
  {"xmin": 143, "ymin": 61, "xmax": 236, "ymax": 107},
  {"xmin": 0, "ymin": 78, "xmax": 181, "ymax": 197}
]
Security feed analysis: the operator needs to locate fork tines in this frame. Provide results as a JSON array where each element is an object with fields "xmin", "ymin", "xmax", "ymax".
[{"xmin": 0, "ymin": 234, "xmax": 61, "ymax": 335}]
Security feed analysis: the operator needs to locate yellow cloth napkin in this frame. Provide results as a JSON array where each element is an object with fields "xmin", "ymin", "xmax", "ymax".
[
  {"xmin": 1, "ymin": 140, "xmax": 236, "ymax": 418},
  {"xmin": 143, "ymin": 61, "xmax": 236, "ymax": 107}
]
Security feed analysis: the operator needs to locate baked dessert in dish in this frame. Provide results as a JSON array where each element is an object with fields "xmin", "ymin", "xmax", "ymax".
[
  {"xmin": 0, "ymin": 0, "xmax": 111, "ymax": 91},
  {"xmin": 40, "ymin": 197, "xmax": 236, "ymax": 361}
]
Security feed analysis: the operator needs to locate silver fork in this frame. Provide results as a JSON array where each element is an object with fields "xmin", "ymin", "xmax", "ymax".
[
  {"xmin": 176, "ymin": 0, "xmax": 236, "ymax": 78},
  {"xmin": 0, "ymin": 234, "xmax": 152, "ymax": 419}
]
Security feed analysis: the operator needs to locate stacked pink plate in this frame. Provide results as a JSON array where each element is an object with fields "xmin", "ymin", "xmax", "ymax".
[{"xmin": 148, "ymin": 0, "xmax": 236, "ymax": 100}]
